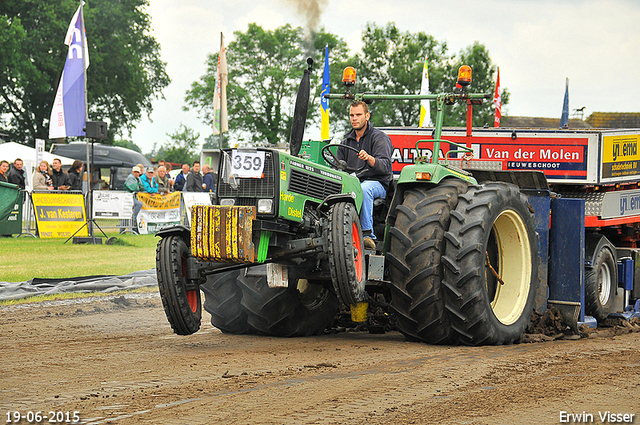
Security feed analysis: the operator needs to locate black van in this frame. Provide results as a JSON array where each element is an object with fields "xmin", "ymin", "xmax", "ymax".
[{"xmin": 51, "ymin": 142, "xmax": 152, "ymax": 190}]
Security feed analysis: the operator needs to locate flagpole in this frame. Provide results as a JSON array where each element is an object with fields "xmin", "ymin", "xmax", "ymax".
[
  {"xmin": 218, "ymin": 32, "xmax": 223, "ymax": 152},
  {"xmin": 78, "ymin": 1, "xmax": 94, "ymax": 241}
]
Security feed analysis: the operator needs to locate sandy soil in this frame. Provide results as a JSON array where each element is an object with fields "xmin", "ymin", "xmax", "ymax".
[{"xmin": 0, "ymin": 293, "xmax": 638, "ymax": 425}]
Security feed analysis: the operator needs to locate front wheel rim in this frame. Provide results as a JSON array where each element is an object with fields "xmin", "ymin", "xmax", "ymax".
[
  {"xmin": 181, "ymin": 255, "xmax": 198, "ymax": 313},
  {"xmin": 352, "ymin": 222, "xmax": 363, "ymax": 282}
]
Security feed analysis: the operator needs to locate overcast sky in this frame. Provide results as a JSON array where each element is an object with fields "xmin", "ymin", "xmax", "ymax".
[{"xmin": 129, "ymin": 0, "xmax": 640, "ymax": 154}]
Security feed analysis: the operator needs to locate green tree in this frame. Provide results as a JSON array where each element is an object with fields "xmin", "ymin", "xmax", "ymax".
[
  {"xmin": 348, "ymin": 22, "xmax": 450, "ymax": 128},
  {"xmin": 186, "ymin": 23, "xmax": 506, "ymax": 144},
  {"xmin": 151, "ymin": 123, "xmax": 199, "ymax": 165},
  {"xmin": 185, "ymin": 24, "xmax": 344, "ymax": 147},
  {"xmin": 202, "ymin": 133, "xmax": 230, "ymax": 150},
  {"xmin": 0, "ymin": 0, "xmax": 170, "ymax": 146},
  {"xmin": 440, "ymin": 42, "xmax": 510, "ymax": 127},
  {"xmin": 341, "ymin": 23, "xmax": 506, "ymax": 129}
]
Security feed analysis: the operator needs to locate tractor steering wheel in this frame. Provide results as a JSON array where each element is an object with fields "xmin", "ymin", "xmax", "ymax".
[{"xmin": 321, "ymin": 144, "xmax": 368, "ymax": 174}]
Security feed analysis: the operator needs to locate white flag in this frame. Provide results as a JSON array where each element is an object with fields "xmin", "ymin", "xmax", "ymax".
[
  {"xmin": 213, "ymin": 34, "xmax": 228, "ymax": 135},
  {"xmin": 418, "ymin": 55, "xmax": 431, "ymax": 127}
]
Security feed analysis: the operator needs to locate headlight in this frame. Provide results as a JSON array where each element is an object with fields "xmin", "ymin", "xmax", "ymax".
[
  {"xmin": 219, "ymin": 198, "xmax": 235, "ymax": 206},
  {"xmin": 257, "ymin": 199, "xmax": 273, "ymax": 214}
]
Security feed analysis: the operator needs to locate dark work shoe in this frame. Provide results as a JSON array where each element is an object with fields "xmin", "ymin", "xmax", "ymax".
[{"xmin": 364, "ymin": 237, "xmax": 376, "ymax": 250}]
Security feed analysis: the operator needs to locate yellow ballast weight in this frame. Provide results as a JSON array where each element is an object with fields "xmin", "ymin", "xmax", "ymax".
[{"xmin": 191, "ymin": 205, "xmax": 257, "ymax": 263}]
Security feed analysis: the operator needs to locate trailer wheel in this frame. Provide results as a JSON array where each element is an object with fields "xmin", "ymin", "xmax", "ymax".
[
  {"xmin": 327, "ymin": 202, "xmax": 366, "ymax": 306},
  {"xmin": 585, "ymin": 245, "xmax": 616, "ymax": 322},
  {"xmin": 386, "ymin": 179, "xmax": 468, "ymax": 344},
  {"xmin": 201, "ymin": 270, "xmax": 252, "ymax": 334},
  {"xmin": 442, "ymin": 182, "xmax": 538, "ymax": 345},
  {"xmin": 156, "ymin": 236, "xmax": 202, "ymax": 335},
  {"xmin": 239, "ymin": 269, "xmax": 339, "ymax": 337}
]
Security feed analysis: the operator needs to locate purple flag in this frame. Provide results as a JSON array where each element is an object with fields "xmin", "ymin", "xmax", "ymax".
[{"xmin": 49, "ymin": 5, "xmax": 89, "ymax": 139}]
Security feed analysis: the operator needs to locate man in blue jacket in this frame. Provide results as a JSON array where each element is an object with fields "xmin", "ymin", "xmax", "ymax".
[
  {"xmin": 337, "ymin": 101, "xmax": 393, "ymax": 250},
  {"xmin": 173, "ymin": 163, "xmax": 190, "ymax": 191},
  {"xmin": 140, "ymin": 167, "xmax": 159, "ymax": 194}
]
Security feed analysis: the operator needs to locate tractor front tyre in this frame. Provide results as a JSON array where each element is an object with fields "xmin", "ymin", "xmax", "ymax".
[
  {"xmin": 442, "ymin": 183, "xmax": 538, "ymax": 345},
  {"xmin": 239, "ymin": 269, "xmax": 340, "ymax": 337},
  {"xmin": 156, "ymin": 235, "xmax": 202, "ymax": 335},
  {"xmin": 585, "ymin": 244, "xmax": 617, "ymax": 322},
  {"xmin": 327, "ymin": 202, "xmax": 366, "ymax": 306},
  {"xmin": 386, "ymin": 179, "xmax": 468, "ymax": 344},
  {"xmin": 201, "ymin": 270, "xmax": 252, "ymax": 334}
]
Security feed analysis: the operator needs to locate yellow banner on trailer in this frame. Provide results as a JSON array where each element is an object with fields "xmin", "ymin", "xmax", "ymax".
[
  {"xmin": 602, "ymin": 134, "xmax": 640, "ymax": 178},
  {"xmin": 32, "ymin": 192, "xmax": 88, "ymax": 238}
]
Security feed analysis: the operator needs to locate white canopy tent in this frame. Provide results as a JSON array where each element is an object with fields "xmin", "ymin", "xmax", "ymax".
[{"xmin": 0, "ymin": 141, "xmax": 75, "ymax": 191}]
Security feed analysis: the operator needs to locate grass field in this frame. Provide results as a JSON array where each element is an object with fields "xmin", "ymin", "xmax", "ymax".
[{"xmin": 0, "ymin": 233, "xmax": 159, "ymax": 282}]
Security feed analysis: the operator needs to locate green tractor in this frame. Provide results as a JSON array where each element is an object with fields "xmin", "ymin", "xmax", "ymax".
[{"xmin": 155, "ymin": 60, "xmax": 540, "ymax": 345}]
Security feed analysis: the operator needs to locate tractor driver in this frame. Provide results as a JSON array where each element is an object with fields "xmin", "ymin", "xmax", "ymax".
[{"xmin": 337, "ymin": 101, "xmax": 393, "ymax": 250}]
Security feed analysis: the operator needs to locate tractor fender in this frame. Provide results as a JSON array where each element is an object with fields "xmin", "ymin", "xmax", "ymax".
[
  {"xmin": 317, "ymin": 193, "xmax": 357, "ymax": 214},
  {"xmin": 156, "ymin": 224, "xmax": 191, "ymax": 244},
  {"xmin": 584, "ymin": 233, "xmax": 617, "ymax": 268}
]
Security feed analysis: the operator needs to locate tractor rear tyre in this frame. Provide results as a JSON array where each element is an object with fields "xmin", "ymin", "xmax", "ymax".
[
  {"xmin": 327, "ymin": 202, "xmax": 366, "ymax": 306},
  {"xmin": 386, "ymin": 179, "xmax": 469, "ymax": 344},
  {"xmin": 238, "ymin": 268, "xmax": 340, "ymax": 337},
  {"xmin": 156, "ymin": 236, "xmax": 202, "ymax": 335},
  {"xmin": 239, "ymin": 268, "xmax": 340, "ymax": 336},
  {"xmin": 585, "ymin": 244, "xmax": 617, "ymax": 322},
  {"xmin": 442, "ymin": 182, "xmax": 538, "ymax": 345},
  {"xmin": 201, "ymin": 270, "xmax": 252, "ymax": 334}
]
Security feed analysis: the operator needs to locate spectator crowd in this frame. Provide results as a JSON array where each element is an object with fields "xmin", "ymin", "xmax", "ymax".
[
  {"xmin": 0, "ymin": 157, "xmax": 217, "ymax": 195},
  {"xmin": 0, "ymin": 157, "xmax": 85, "ymax": 191},
  {"xmin": 123, "ymin": 159, "xmax": 217, "ymax": 196},
  {"xmin": 1, "ymin": 156, "xmax": 218, "ymax": 234},
  {"xmin": 121, "ymin": 160, "xmax": 217, "ymax": 232}
]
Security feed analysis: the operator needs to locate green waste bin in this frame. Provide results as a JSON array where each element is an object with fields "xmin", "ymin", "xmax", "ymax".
[{"xmin": 0, "ymin": 181, "xmax": 23, "ymax": 236}]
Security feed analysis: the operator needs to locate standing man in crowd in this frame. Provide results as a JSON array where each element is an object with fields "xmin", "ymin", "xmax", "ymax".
[
  {"xmin": 123, "ymin": 165, "xmax": 144, "ymax": 232},
  {"xmin": 185, "ymin": 160, "xmax": 204, "ymax": 192},
  {"xmin": 202, "ymin": 164, "xmax": 217, "ymax": 194},
  {"xmin": 51, "ymin": 158, "xmax": 69, "ymax": 190},
  {"xmin": 0, "ymin": 160, "xmax": 9, "ymax": 183},
  {"xmin": 337, "ymin": 101, "xmax": 393, "ymax": 250},
  {"xmin": 7, "ymin": 158, "xmax": 25, "ymax": 189},
  {"xmin": 155, "ymin": 165, "xmax": 172, "ymax": 194},
  {"xmin": 173, "ymin": 163, "xmax": 190, "ymax": 191}
]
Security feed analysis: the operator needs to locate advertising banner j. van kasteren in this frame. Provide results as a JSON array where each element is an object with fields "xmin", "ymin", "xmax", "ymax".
[{"xmin": 32, "ymin": 192, "xmax": 88, "ymax": 238}]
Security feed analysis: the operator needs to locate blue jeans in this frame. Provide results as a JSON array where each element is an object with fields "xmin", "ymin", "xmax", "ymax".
[
  {"xmin": 132, "ymin": 198, "xmax": 143, "ymax": 229},
  {"xmin": 360, "ymin": 180, "xmax": 386, "ymax": 240}
]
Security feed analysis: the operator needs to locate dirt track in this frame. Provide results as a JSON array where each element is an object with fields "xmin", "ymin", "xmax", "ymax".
[{"xmin": 1, "ymin": 293, "xmax": 638, "ymax": 425}]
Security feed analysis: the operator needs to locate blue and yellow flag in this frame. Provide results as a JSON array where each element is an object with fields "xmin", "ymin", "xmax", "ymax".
[{"xmin": 320, "ymin": 45, "xmax": 330, "ymax": 140}]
